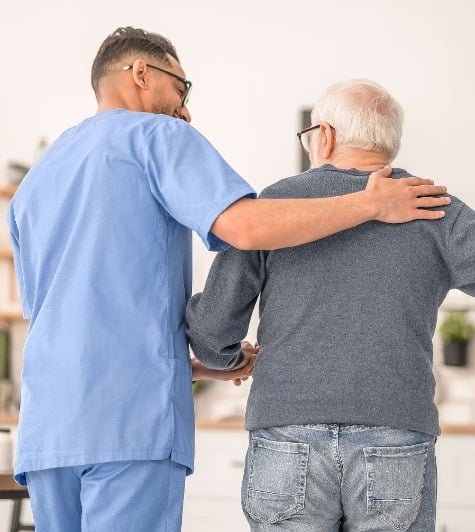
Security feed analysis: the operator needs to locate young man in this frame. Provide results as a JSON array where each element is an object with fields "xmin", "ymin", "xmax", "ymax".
[
  {"xmin": 9, "ymin": 27, "xmax": 448, "ymax": 532},
  {"xmin": 186, "ymin": 79, "xmax": 470, "ymax": 531}
]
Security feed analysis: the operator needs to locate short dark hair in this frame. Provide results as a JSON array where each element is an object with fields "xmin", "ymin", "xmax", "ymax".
[{"xmin": 91, "ymin": 26, "xmax": 180, "ymax": 93}]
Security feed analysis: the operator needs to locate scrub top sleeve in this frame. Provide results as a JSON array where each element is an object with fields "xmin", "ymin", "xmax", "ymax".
[
  {"xmin": 7, "ymin": 202, "xmax": 31, "ymax": 318},
  {"xmin": 145, "ymin": 118, "xmax": 256, "ymax": 251}
]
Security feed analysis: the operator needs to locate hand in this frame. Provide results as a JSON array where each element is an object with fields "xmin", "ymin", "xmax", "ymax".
[
  {"xmin": 230, "ymin": 341, "xmax": 259, "ymax": 386},
  {"xmin": 190, "ymin": 341, "xmax": 258, "ymax": 386},
  {"xmin": 365, "ymin": 165, "xmax": 450, "ymax": 223},
  {"xmin": 191, "ymin": 355, "xmax": 256, "ymax": 385},
  {"xmin": 233, "ymin": 341, "xmax": 256, "ymax": 369}
]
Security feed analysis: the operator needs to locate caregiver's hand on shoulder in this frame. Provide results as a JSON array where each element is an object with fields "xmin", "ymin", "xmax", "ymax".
[{"xmin": 365, "ymin": 165, "xmax": 450, "ymax": 223}]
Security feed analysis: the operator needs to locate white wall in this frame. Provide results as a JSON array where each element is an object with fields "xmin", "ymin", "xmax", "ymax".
[{"xmin": 1, "ymin": 0, "xmax": 475, "ymax": 300}]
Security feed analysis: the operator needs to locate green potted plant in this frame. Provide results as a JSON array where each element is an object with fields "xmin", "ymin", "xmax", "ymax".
[{"xmin": 438, "ymin": 310, "xmax": 475, "ymax": 366}]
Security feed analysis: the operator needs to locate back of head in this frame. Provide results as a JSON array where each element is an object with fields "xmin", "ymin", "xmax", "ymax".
[
  {"xmin": 91, "ymin": 26, "xmax": 179, "ymax": 96},
  {"xmin": 311, "ymin": 79, "xmax": 404, "ymax": 162}
]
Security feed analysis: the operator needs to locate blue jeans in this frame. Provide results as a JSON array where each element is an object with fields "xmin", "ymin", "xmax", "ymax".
[
  {"xmin": 25, "ymin": 459, "xmax": 187, "ymax": 532},
  {"xmin": 241, "ymin": 424, "xmax": 436, "ymax": 531}
]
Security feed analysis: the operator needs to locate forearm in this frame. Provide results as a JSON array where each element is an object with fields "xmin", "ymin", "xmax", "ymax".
[
  {"xmin": 212, "ymin": 193, "xmax": 374, "ymax": 250},
  {"xmin": 185, "ymin": 248, "xmax": 263, "ymax": 368},
  {"xmin": 186, "ymin": 293, "xmax": 246, "ymax": 370},
  {"xmin": 191, "ymin": 353, "xmax": 256, "ymax": 383},
  {"xmin": 211, "ymin": 168, "xmax": 449, "ymax": 251}
]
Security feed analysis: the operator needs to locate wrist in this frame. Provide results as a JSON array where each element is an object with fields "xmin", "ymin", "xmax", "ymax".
[
  {"xmin": 190, "ymin": 358, "xmax": 205, "ymax": 381},
  {"xmin": 354, "ymin": 189, "xmax": 378, "ymax": 222}
]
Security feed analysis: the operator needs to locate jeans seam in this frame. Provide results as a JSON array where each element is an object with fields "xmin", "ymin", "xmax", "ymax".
[{"xmin": 331, "ymin": 426, "xmax": 344, "ymax": 479}]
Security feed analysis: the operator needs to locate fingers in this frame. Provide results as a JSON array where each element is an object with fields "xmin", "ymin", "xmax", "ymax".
[
  {"xmin": 216, "ymin": 347, "xmax": 259, "ymax": 384},
  {"xmin": 369, "ymin": 172, "xmax": 451, "ymax": 223},
  {"xmin": 409, "ymin": 193, "xmax": 451, "ymax": 220},
  {"xmin": 232, "ymin": 376, "xmax": 249, "ymax": 386},
  {"xmin": 236, "ymin": 354, "xmax": 256, "ymax": 378},
  {"xmin": 408, "ymin": 209, "xmax": 446, "ymax": 220},
  {"xmin": 241, "ymin": 340, "xmax": 256, "ymax": 358},
  {"xmin": 399, "ymin": 176, "xmax": 435, "ymax": 186},
  {"xmin": 408, "ymin": 184, "xmax": 448, "ymax": 197},
  {"xmin": 416, "ymin": 195, "xmax": 451, "ymax": 208},
  {"xmin": 372, "ymin": 165, "xmax": 392, "ymax": 178},
  {"xmin": 240, "ymin": 353, "xmax": 256, "ymax": 374}
]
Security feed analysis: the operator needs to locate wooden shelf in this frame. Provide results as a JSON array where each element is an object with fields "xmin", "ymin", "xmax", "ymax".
[
  {"xmin": 0, "ymin": 412, "xmax": 18, "ymax": 425},
  {"xmin": 441, "ymin": 423, "xmax": 475, "ymax": 434},
  {"xmin": 0, "ymin": 248, "xmax": 13, "ymax": 260},
  {"xmin": 0, "ymin": 184, "xmax": 18, "ymax": 198},
  {"xmin": 195, "ymin": 418, "xmax": 475, "ymax": 434},
  {"xmin": 195, "ymin": 418, "xmax": 245, "ymax": 430},
  {"xmin": 2, "ymin": 414, "xmax": 475, "ymax": 434},
  {"xmin": 0, "ymin": 307, "xmax": 24, "ymax": 322}
]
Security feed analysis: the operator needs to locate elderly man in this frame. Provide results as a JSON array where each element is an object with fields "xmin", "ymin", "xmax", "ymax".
[{"xmin": 186, "ymin": 79, "xmax": 475, "ymax": 531}]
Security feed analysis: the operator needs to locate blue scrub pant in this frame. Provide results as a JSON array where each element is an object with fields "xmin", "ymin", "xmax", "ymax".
[{"xmin": 25, "ymin": 459, "xmax": 187, "ymax": 532}]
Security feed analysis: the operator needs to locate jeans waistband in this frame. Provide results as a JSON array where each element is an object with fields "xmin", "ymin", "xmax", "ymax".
[{"xmin": 291, "ymin": 423, "xmax": 395, "ymax": 433}]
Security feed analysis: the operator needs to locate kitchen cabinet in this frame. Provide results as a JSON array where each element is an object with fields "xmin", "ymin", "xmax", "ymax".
[
  {"xmin": 182, "ymin": 423, "xmax": 249, "ymax": 532},
  {"xmin": 0, "ymin": 420, "xmax": 34, "ymax": 532},
  {"xmin": 436, "ymin": 432, "xmax": 475, "ymax": 531}
]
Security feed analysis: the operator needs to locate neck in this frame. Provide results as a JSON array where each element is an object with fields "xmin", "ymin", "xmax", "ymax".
[
  {"xmin": 97, "ymin": 96, "xmax": 141, "ymax": 114},
  {"xmin": 96, "ymin": 83, "xmax": 145, "ymax": 114},
  {"xmin": 323, "ymin": 148, "xmax": 390, "ymax": 171}
]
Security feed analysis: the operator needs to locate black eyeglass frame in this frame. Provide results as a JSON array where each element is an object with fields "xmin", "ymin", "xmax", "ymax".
[
  {"xmin": 122, "ymin": 63, "xmax": 192, "ymax": 106},
  {"xmin": 296, "ymin": 124, "xmax": 321, "ymax": 154}
]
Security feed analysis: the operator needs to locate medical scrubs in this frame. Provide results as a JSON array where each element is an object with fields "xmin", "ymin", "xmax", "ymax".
[{"xmin": 7, "ymin": 109, "xmax": 255, "ymax": 487}]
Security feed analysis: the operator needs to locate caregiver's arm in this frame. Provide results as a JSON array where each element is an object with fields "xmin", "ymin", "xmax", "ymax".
[{"xmin": 212, "ymin": 166, "xmax": 450, "ymax": 250}]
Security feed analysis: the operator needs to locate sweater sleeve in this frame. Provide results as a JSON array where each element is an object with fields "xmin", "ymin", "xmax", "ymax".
[
  {"xmin": 447, "ymin": 203, "xmax": 475, "ymax": 295},
  {"xmin": 185, "ymin": 247, "xmax": 266, "ymax": 370}
]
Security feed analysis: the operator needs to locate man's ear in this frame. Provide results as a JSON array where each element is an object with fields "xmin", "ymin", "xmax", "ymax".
[
  {"xmin": 131, "ymin": 59, "xmax": 149, "ymax": 89},
  {"xmin": 320, "ymin": 122, "xmax": 335, "ymax": 159}
]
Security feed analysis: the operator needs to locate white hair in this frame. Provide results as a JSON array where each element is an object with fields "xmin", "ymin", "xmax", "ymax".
[{"xmin": 311, "ymin": 79, "xmax": 404, "ymax": 162}]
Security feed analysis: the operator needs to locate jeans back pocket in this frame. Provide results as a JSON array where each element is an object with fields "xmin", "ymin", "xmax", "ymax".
[
  {"xmin": 242, "ymin": 436, "xmax": 309, "ymax": 524},
  {"xmin": 364, "ymin": 442, "xmax": 429, "ymax": 530}
]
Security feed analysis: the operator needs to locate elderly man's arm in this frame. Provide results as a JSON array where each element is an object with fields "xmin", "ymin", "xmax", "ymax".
[
  {"xmin": 447, "ymin": 202, "xmax": 475, "ymax": 295},
  {"xmin": 191, "ymin": 345, "xmax": 257, "ymax": 384},
  {"xmin": 185, "ymin": 248, "xmax": 264, "ymax": 370}
]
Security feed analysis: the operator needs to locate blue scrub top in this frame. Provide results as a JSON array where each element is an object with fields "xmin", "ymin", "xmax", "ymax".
[{"xmin": 8, "ymin": 109, "xmax": 255, "ymax": 484}]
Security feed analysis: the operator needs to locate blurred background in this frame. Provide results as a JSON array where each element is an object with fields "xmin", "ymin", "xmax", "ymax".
[{"xmin": 1, "ymin": 1, "xmax": 475, "ymax": 530}]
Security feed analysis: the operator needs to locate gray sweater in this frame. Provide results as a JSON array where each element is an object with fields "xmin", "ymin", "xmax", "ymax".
[{"xmin": 185, "ymin": 165, "xmax": 475, "ymax": 436}]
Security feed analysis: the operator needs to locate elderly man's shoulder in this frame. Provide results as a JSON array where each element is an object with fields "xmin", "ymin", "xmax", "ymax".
[
  {"xmin": 259, "ymin": 169, "xmax": 322, "ymax": 199},
  {"xmin": 395, "ymin": 168, "xmax": 469, "ymax": 218}
]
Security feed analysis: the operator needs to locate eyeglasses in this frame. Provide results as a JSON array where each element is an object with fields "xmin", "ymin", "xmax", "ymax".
[
  {"xmin": 297, "ymin": 124, "xmax": 321, "ymax": 154},
  {"xmin": 297, "ymin": 124, "xmax": 336, "ymax": 154},
  {"xmin": 122, "ymin": 63, "xmax": 192, "ymax": 107}
]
